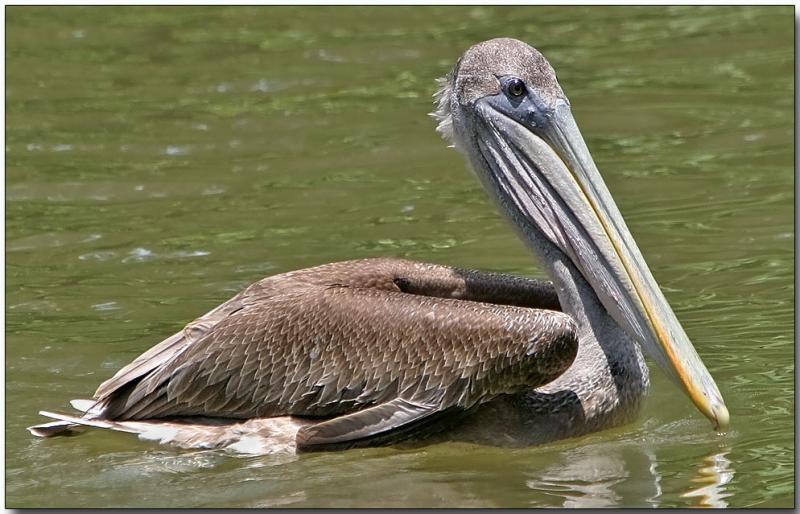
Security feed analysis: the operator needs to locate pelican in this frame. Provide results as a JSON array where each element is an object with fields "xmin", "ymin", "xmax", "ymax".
[{"xmin": 29, "ymin": 38, "xmax": 728, "ymax": 454}]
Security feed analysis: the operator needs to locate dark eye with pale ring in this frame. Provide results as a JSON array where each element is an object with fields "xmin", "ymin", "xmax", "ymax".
[{"xmin": 507, "ymin": 78, "xmax": 526, "ymax": 98}]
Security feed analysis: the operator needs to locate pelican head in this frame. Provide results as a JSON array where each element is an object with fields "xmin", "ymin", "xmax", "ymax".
[{"xmin": 433, "ymin": 38, "xmax": 729, "ymax": 430}]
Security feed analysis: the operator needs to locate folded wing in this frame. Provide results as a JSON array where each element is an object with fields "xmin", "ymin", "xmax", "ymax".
[{"xmin": 82, "ymin": 258, "xmax": 578, "ymax": 448}]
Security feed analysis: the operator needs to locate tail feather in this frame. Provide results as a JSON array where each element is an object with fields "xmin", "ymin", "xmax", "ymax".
[
  {"xmin": 70, "ymin": 398, "xmax": 103, "ymax": 416},
  {"xmin": 28, "ymin": 404, "xmax": 311, "ymax": 455},
  {"xmin": 28, "ymin": 399, "xmax": 105, "ymax": 437},
  {"xmin": 28, "ymin": 419, "xmax": 82, "ymax": 438},
  {"xmin": 28, "ymin": 409, "xmax": 141, "ymax": 439},
  {"xmin": 37, "ymin": 410, "xmax": 139, "ymax": 433}
]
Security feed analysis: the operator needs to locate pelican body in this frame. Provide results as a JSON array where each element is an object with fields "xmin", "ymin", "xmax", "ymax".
[{"xmin": 29, "ymin": 38, "xmax": 728, "ymax": 454}]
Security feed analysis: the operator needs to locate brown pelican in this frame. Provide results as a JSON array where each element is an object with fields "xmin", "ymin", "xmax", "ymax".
[{"xmin": 29, "ymin": 38, "xmax": 728, "ymax": 454}]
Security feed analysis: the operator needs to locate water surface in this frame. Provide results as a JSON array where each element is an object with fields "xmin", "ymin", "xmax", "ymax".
[{"xmin": 6, "ymin": 6, "xmax": 794, "ymax": 508}]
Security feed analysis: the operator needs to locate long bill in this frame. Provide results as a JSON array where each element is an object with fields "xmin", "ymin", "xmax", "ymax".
[{"xmin": 474, "ymin": 99, "xmax": 729, "ymax": 430}]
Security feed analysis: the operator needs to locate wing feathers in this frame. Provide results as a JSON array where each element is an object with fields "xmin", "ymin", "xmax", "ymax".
[
  {"xmin": 87, "ymin": 258, "xmax": 575, "ymax": 443},
  {"xmin": 296, "ymin": 398, "xmax": 440, "ymax": 451}
]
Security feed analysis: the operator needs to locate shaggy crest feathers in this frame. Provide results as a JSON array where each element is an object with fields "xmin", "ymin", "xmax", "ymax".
[{"xmin": 430, "ymin": 67, "xmax": 456, "ymax": 146}]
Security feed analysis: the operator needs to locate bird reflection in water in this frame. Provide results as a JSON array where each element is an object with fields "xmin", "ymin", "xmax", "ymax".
[
  {"xmin": 681, "ymin": 448, "xmax": 734, "ymax": 508},
  {"xmin": 523, "ymin": 442, "xmax": 646, "ymax": 507},
  {"xmin": 523, "ymin": 441, "xmax": 734, "ymax": 508}
]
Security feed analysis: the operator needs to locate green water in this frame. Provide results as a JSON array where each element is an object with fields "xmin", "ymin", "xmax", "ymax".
[{"xmin": 5, "ymin": 6, "xmax": 793, "ymax": 508}]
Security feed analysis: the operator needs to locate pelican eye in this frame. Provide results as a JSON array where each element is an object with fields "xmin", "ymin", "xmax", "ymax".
[{"xmin": 506, "ymin": 77, "xmax": 526, "ymax": 98}]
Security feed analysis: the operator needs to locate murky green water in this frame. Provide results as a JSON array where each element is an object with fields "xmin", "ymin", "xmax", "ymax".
[{"xmin": 5, "ymin": 6, "xmax": 793, "ymax": 508}]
